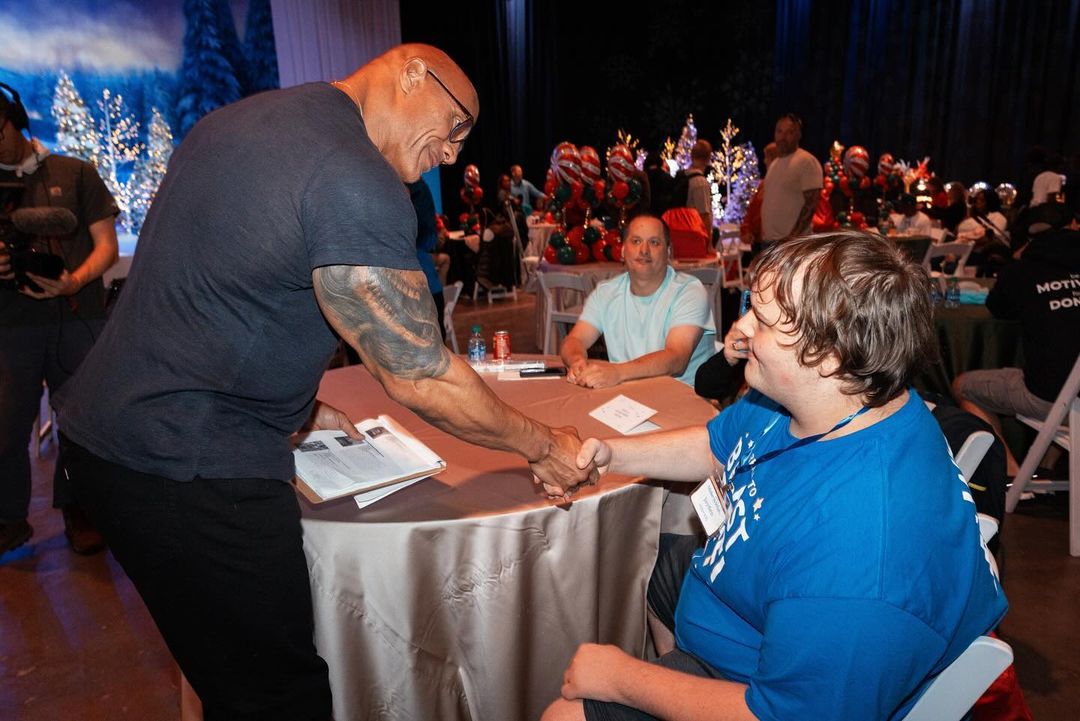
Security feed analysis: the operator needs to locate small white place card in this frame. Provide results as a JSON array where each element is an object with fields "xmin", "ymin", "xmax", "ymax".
[{"xmin": 589, "ymin": 395, "xmax": 659, "ymax": 435}]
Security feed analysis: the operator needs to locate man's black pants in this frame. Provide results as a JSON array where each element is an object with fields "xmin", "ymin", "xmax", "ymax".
[{"xmin": 61, "ymin": 436, "xmax": 332, "ymax": 721}]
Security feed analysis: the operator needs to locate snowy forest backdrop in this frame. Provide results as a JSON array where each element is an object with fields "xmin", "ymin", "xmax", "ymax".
[{"xmin": 0, "ymin": 0, "xmax": 279, "ymax": 238}]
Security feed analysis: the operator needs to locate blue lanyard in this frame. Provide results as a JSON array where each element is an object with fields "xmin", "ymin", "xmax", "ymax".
[{"xmin": 731, "ymin": 405, "xmax": 870, "ymax": 476}]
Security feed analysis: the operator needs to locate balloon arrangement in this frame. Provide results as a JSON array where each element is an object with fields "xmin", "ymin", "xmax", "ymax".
[
  {"xmin": 605, "ymin": 144, "xmax": 643, "ymax": 217},
  {"xmin": 543, "ymin": 225, "xmax": 623, "ymax": 265},
  {"xmin": 578, "ymin": 145, "xmax": 607, "ymax": 215},
  {"xmin": 457, "ymin": 164, "xmax": 483, "ymax": 234},
  {"xmin": 873, "ymin": 152, "xmax": 903, "ymax": 195},
  {"xmin": 817, "ymin": 141, "xmax": 870, "ymax": 231},
  {"xmin": 544, "ymin": 142, "xmax": 583, "ymax": 217}
]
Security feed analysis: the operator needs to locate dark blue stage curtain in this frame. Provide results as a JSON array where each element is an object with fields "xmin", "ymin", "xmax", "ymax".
[{"xmin": 774, "ymin": 0, "xmax": 1079, "ymax": 184}]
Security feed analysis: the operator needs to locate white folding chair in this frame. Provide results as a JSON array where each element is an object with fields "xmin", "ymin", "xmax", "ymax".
[
  {"xmin": 923, "ymin": 242, "xmax": 973, "ymax": 277},
  {"xmin": 1005, "ymin": 350, "xmax": 1080, "ymax": 556},
  {"xmin": 682, "ymin": 266, "xmax": 722, "ymax": 350},
  {"xmin": 536, "ymin": 271, "xmax": 592, "ymax": 356},
  {"xmin": 899, "ymin": 636, "xmax": 1013, "ymax": 721},
  {"xmin": 953, "ymin": 430, "xmax": 996, "ymax": 483},
  {"xmin": 442, "ymin": 281, "xmax": 464, "ymax": 354}
]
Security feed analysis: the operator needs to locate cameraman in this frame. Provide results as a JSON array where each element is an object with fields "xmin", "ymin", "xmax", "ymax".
[{"xmin": 0, "ymin": 83, "xmax": 118, "ymax": 556}]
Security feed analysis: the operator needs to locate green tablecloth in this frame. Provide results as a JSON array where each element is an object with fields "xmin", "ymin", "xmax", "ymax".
[{"xmin": 916, "ymin": 303, "xmax": 1023, "ymax": 397}]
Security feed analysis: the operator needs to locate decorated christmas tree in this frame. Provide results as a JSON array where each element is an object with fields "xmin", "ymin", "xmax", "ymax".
[
  {"xmin": 244, "ymin": 0, "xmax": 280, "ymax": 93},
  {"xmin": 177, "ymin": 0, "xmax": 242, "ymax": 137},
  {"xmin": 710, "ymin": 119, "xmax": 761, "ymax": 226},
  {"xmin": 674, "ymin": 114, "xmax": 697, "ymax": 170},
  {"xmin": 96, "ymin": 89, "xmax": 144, "ymax": 231},
  {"xmin": 50, "ymin": 71, "xmax": 100, "ymax": 165},
  {"xmin": 128, "ymin": 108, "xmax": 175, "ymax": 235}
]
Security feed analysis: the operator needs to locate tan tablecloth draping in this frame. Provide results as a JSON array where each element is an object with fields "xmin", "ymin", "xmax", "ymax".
[
  {"xmin": 299, "ymin": 362, "xmax": 717, "ymax": 721},
  {"xmin": 525, "ymin": 222, "xmax": 558, "ymax": 257}
]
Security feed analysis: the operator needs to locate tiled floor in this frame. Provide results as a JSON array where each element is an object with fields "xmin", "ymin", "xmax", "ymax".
[{"xmin": 2, "ymin": 291, "xmax": 1077, "ymax": 719}]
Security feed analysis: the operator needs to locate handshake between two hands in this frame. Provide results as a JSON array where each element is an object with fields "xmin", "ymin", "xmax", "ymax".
[{"xmin": 530, "ymin": 427, "xmax": 612, "ymax": 502}]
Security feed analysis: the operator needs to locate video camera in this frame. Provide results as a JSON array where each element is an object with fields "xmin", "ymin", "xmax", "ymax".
[{"xmin": 1, "ymin": 182, "xmax": 70, "ymax": 293}]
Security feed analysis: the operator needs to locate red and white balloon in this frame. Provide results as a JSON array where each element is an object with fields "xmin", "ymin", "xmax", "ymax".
[
  {"xmin": 606, "ymin": 144, "xmax": 635, "ymax": 184},
  {"xmin": 550, "ymin": 142, "xmax": 582, "ymax": 186},
  {"xmin": 578, "ymin": 146, "xmax": 602, "ymax": 186},
  {"xmin": 843, "ymin": 146, "xmax": 870, "ymax": 178}
]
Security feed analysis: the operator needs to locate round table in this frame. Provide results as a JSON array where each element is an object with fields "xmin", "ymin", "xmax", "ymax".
[{"xmin": 299, "ymin": 363, "xmax": 717, "ymax": 721}]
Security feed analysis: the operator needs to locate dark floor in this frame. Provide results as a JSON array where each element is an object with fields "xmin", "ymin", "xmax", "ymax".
[{"xmin": 2, "ymin": 292, "xmax": 1077, "ymax": 720}]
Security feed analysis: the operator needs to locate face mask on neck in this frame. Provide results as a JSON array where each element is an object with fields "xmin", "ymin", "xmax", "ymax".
[{"xmin": 0, "ymin": 137, "xmax": 49, "ymax": 177}]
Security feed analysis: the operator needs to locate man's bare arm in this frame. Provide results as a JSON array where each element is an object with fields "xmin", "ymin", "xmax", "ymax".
[
  {"xmin": 313, "ymin": 265, "xmax": 595, "ymax": 490},
  {"xmin": 786, "ymin": 188, "xmax": 819, "ymax": 239}
]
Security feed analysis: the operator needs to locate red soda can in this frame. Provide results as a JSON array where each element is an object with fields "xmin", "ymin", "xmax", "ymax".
[{"xmin": 493, "ymin": 330, "xmax": 512, "ymax": 361}]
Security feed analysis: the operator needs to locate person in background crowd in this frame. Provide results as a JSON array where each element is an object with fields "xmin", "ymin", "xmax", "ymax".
[
  {"xmin": 740, "ymin": 142, "xmax": 778, "ymax": 245},
  {"xmin": 510, "ymin": 164, "xmax": 546, "ymax": 212},
  {"xmin": 685, "ymin": 140, "xmax": 713, "ymax": 234},
  {"xmin": 959, "ymin": 187, "xmax": 1010, "ymax": 276},
  {"xmin": 929, "ymin": 181, "xmax": 968, "ymax": 234},
  {"xmin": 1030, "ymin": 149, "xmax": 1064, "ymax": 207},
  {"xmin": 544, "ymin": 232, "xmax": 1006, "ymax": 721},
  {"xmin": 954, "ymin": 204, "xmax": 1080, "ymax": 476},
  {"xmin": 645, "ymin": 152, "xmax": 674, "ymax": 215},
  {"xmin": 52, "ymin": 44, "xmax": 595, "ymax": 720},
  {"xmin": 0, "ymin": 81, "xmax": 119, "ymax": 557},
  {"xmin": 926, "ymin": 176, "xmax": 949, "ymax": 212},
  {"xmin": 892, "ymin": 193, "xmax": 934, "ymax": 236},
  {"xmin": 759, "ymin": 113, "xmax": 821, "ymax": 249},
  {"xmin": 560, "ymin": 214, "xmax": 714, "ymax": 388}
]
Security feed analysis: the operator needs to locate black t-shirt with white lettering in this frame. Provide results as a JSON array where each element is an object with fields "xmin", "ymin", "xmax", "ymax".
[
  {"xmin": 986, "ymin": 228, "xmax": 1080, "ymax": 401},
  {"xmin": 55, "ymin": 83, "xmax": 418, "ymax": 481}
]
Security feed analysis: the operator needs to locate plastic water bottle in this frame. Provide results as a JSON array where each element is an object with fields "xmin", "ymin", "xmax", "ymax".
[
  {"xmin": 930, "ymin": 279, "xmax": 943, "ymax": 308},
  {"xmin": 945, "ymin": 277, "xmax": 960, "ymax": 308},
  {"xmin": 467, "ymin": 325, "xmax": 486, "ymax": 365}
]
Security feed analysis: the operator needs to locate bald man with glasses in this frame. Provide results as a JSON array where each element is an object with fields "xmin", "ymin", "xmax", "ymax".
[{"xmin": 54, "ymin": 43, "xmax": 595, "ymax": 720}]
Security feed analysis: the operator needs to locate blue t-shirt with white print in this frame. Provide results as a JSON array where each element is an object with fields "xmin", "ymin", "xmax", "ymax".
[{"xmin": 674, "ymin": 389, "xmax": 1007, "ymax": 721}]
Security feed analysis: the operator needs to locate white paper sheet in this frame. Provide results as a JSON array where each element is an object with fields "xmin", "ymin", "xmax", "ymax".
[{"xmin": 589, "ymin": 395, "xmax": 659, "ymax": 435}]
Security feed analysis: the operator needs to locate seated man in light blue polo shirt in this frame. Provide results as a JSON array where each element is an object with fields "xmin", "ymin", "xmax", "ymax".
[{"xmin": 559, "ymin": 214, "xmax": 715, "ymax": 388}]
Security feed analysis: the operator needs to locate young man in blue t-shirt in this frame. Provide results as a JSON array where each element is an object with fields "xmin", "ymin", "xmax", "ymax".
[{"xmin": 543, "ymin": 232, "xmax": 1008, "ymax": 721}]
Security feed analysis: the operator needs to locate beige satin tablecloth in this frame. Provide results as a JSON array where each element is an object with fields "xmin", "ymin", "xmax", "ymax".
[{"xmin": 300, "ymin": 363, "xmax": 716, "ymax": 721}]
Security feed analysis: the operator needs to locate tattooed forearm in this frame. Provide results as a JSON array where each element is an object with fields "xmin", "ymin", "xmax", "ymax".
[{"xmin": 313, "ymin": 265, "xmax": 450, "ymax": 380}]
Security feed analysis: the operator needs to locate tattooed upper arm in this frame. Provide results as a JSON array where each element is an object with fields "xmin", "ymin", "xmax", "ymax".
[{"xmin": 313, "ymin": 265, "xmax": 450, "ymax": 380}]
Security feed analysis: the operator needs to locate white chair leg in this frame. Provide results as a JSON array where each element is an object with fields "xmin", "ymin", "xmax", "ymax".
[
  {"xmin": 543, "ymin": 310, "xmax": 553, "ymax": 356},
  {"xmin": 1070, "ymin": 400, "xmax": 1079, "ymax": 557}
]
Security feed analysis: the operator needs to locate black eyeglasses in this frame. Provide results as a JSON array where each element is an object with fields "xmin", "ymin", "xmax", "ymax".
[{"xmin": 426, "ymin": 69, "xmax": 474, "ymax": 144}]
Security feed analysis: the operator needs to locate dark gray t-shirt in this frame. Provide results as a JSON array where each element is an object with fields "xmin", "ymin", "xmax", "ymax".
[
  {"xmin": 0, "ymin": 155, "xmax": 119, "ymax": 326},
  {"xmin": 54, "ymin": 83, "xmax": 418, "ymax": 481}
]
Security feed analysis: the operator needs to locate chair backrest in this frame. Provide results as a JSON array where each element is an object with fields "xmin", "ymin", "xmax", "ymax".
[
  {"xmin": 443, "ymin": 281, "xmax": 464, "ymax": 352},
  {"xmin": 682, "ymin": 266, "xmax": 722, "ymax": 334},
  {"xmin": 899, "ymin": 636, "xmax": 1013, "ymax": 721},
  {"xmin": 953, "ymin": 430, "xmax": 995, "ymax": 484},
  {"xmin": 922, "ymin": 242, "xmax": 973, "ymax": 275},
  {"xmin": 537, "ymin": 271, "xmax": 593, "ymax": 310}
]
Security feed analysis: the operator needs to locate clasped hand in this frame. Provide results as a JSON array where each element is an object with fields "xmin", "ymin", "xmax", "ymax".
[{"xmin": 566, "ymin": 359, "xmax": 622, "ymax": 389}]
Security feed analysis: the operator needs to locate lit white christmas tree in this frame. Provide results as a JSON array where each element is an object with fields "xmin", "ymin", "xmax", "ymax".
[
  {"xmin": 675, "ymin": 114, "xmax": 697, "ymax": 170},
  {"xmin": 50, "ymin": 71, "xmax": 100, "ymax": 164},
  {"xmin": 96, "ymin": 89, "xmax": 144, "ymax": 232},
  {"xmin": 711, "ymin": 119, "xmax": 761, "ymax": 226},
  {"xmin": 128, "ymin": 108, "xmax": 174, "ymax": 235}
]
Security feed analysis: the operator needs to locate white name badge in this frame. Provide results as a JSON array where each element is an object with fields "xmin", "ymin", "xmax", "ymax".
[{"xmin": 691, "ymin": 473, "xmax": 730, "ymax": 538}]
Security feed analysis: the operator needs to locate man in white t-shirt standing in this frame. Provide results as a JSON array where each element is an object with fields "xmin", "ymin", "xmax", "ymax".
[{"xmin": 760, "ymin": 113, "xmax": 822, "ymax": 246}]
